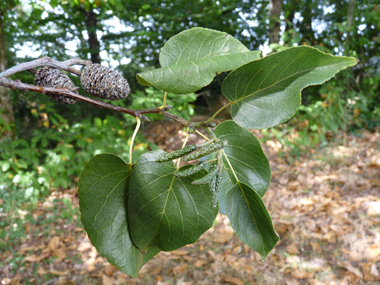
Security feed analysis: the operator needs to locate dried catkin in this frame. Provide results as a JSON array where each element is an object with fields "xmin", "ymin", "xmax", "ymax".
[
  {"xmin": 81, "ymin": 63, "xmax": 130, "ymax": 100},
  {"xmin": 34, "ymin": 66, "xmax": 78, "ymax": 104}
]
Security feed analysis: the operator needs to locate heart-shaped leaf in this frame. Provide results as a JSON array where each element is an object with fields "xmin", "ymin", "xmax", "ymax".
[
  {"xmin": 222, "ymin": 46, "xmax": 358, "ymax": 129},
  {"xmin": 137, "ymin": 27, "xmax": 261, "ymax": 94},
  {"xmin": 78, "ymin": 154, "xmax": 159, "ymax": 278},
  {"xmin": 214, "ymin": 120, "xmax": 271, "ymax": 214},
  {"xmin": 128, "ymin": 150, "xmax": 218, "ymax": 251},
  {"xmin": 226, "ymin": 182, "xmax": 279, "ymax": 259}
]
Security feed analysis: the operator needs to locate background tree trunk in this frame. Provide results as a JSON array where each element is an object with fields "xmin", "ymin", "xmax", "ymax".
[
  {"xmin": 81, "ymin": 7, "xmax": 101, "ymax": 64},
  {"xmin": 345, "ymin": 0, "xmax": 355, "ymax": 51},
  {"xmin": 0, "ymin": 12, "xmax": 16, "ymax": 140},
  {"xmin": 269, "ymin": 0, "xmax": 283, "ymax": 44}
]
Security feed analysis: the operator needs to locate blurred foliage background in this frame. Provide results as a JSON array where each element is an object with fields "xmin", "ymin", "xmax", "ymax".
[{"xmin": 0, "ymin": 0, "xmax": 379, "ymax": 206}]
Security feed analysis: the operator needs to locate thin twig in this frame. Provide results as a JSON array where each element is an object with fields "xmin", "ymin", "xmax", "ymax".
[{"xmin": 0, "ymin": 56, "xmax": 90, "ymax": 77}]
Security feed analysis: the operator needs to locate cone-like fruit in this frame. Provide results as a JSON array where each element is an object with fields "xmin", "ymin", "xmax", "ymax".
[
  {"xmin": 81, "ymin": 63, "xmax": 130, "ymax": 100},
  {"xmin": 34, "ymin": 66, "xmax": 78, "ymax": 104}
]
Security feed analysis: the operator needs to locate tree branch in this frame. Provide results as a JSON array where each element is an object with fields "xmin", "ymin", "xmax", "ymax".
[{"xmin": 0, "ymin": 57, "xmax": 216, "ymax": 130}]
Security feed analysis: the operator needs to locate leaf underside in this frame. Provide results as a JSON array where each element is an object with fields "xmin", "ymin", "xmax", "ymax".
[{"xmin": 222, "ymin": 46, "xmax": 358, "ymax": 129}]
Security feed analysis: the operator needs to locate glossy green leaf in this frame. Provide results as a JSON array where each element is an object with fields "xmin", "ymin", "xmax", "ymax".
[
  {"xmin": 137, "ymin": 27, "xmax": 261, "ymax": 94},
  {"xmin": 128, "ymin": 150, "xmax": 218, "ymax": 251},
  {"xmin": 226, "ymin": 182, "xmax": 279, "ymax": 259},
  {"xmin": 222, "ymin": 46, "xmax": 358, "ymax": 129},
  {"xmin": 214, "ymin": 120, "xmax": 271, "ymax": 214},
  {"xmin": 78, "ymin": 154, "xmax": 159, "ymax": 278}
]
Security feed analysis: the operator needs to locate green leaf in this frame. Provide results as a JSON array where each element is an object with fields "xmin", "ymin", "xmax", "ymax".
[
  {"xmin": 78, "ymin": 154, "xmax": 159, "ymax": 278},
  {"xmin": 214, "ymin": 120, "xmax": 271, "ymax": 214},
  {"xmin": 222, "ymin": 46, "xmax": 358, "ymax": 129},
  {"xmin": 137, "ymin": 27, "xmax": 261, "ymax": 94},
  {"xmin": 128, "ymin": 150, "xmax": 218, "ymax": 251},
  {"xmin": 226, "ymin": 182, "xmax": 279, "ymax": 259}
]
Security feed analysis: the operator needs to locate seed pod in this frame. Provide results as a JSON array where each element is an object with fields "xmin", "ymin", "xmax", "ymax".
[
  {"xmin": 34, "ymin": 66, "xmax": 77, "ymax": 104},
  {"xmin": 156, "ymin": 145, "xmax": 197, "ymax": 162},
  {"xmin": 81, "ymin": 63, "xmax": 130, "ymax": 100},
  {"xmin": 191, "ymin": 168, "xmax": 218, "ymax": 185},
  {"xmin": 183, "ymin": 141, "xmax": 224, "ymax": 162},
  {"xmin": 174, "ymin": 162, "xmax": 206, "ymax": 177}
]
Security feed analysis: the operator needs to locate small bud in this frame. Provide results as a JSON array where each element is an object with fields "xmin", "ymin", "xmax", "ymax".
[
  {"xmin": 34, "ymin": 66, "xmax": 77, "ymax": 104},
  {"xmin": 81, "ymin": 63, "xmax": 130, "ymax": 100}
]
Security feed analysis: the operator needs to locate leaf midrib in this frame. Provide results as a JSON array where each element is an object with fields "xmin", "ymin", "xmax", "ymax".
[{"xmin": 229, "ymin": 56, "xmax": 351, "ymax": 105}]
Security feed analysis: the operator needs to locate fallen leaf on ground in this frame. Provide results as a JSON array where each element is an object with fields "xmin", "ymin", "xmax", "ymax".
[
  {"xmin": 310, "ymin": 242, "xmax": 321, "ymax": 253},
  {"xmin": 50, "ymin": 269, "xmax": 69, "ymax": 276},
  {"xmin": 173, "ymin": 264, "xmax": 188, "ymax": 274},
  {"xmin": 150, "ymin": 266, "xmax": 161, "ymax": 275},
  {"xmin": 349, "ymin": 251, "xmax": 362, "ymax": 262},
  {"xmin": 170, "ymin": 250, "xmax": 188, "ymax": 255},
  {"xmin": 104, "ymin": 264, "xmax": 118, "ymax": 276},
  {"xmin": 366, "ymin": 244, "xmax": 380, "ymax": 261},
  {"xmin": 220, "ymin": 274, "xmax": 244, "ymax": 285},
  {"xmin": 102, "ymin": 274, "xmax": 114, "ymax": 285},
  {"xmin": 55, "ymin": 247, "xmax": 67, "ymax": 260},
  {"xmin": 285, "ymin": 278, "xmax": 300, "ymax": 285},
  {"xmin": 37, "ymin": 267, "xmax": 48, "ymax": 275},
  {"xmin": 370, "ymin": 264, "xmax": 379, "ymax": 277},
  {"xmin": 193, "ymin": 260, "xmax": 208, "ymax": 267},
  {"xmin": 338, "ymin": 261, "xmax": 363, "ymax": 279},
  {"xmin": 214, "ymin": 232, "xmax": 234, "ymax": 243},
  {"xmin": 290, "ymin": 268, "xmax": 314, "ymax": 279},
  {"xmin": 286, "ymin": 243, "xmax": 300, "ymax": 255},
  {"xmin": 48, "ymin": 236, "xmax": 60, "ymax": 251}
]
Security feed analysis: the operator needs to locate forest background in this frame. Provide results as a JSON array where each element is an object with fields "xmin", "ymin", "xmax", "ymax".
[{"xmin": 0, "ymin": 0, "xmax": 379, "ymax": 284}]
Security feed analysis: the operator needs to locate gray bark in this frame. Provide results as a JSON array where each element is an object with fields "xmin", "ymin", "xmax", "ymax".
[
  {"xmin": 269, "ymin": 0, "xmax": 283, "ymax": 44},
  {"xmin": 0, "ymin": 12, "xmax": 16, "ymax": 140}
]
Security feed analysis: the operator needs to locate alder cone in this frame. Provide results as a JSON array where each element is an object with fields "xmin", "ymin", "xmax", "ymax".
[
  {"xmin": 80, "ymin": 63, "xmax": 130, "ymax": 100},
  {"xmin": 34, "ymin": 66, "xmax": 78, "ymax": 104}
]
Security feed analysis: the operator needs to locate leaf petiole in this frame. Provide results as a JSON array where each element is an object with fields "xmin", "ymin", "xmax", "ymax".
[
  {"xmin": 129, "ymin": 116, "xmax": 141, "ymax": 165},
  {"xmin": 195, "ymin": 130, "xmax": 210, "ymax": 141},
  {"xmin": 221, "ymin": 149, "xmax": 239, "ymax": 182},
  {"xmin": 177, "ymin": 128, "xmax": 190, "ymax": 168},
  {"xmin": 206, "ymin": 101, "xmax": 233, "ymax": 123}
]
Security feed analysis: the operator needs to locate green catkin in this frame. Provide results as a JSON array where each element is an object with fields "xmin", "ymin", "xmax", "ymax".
[
  {"xmin": 183, "ymin": 141, "xmax": 224, "ymax": 162},
  {"xmin": 210, "ymin": 172, "xmax": 221, "ymax": 208},
  {"xmin": 191, "ymin": 168, "xmax": 218, "ymax": 185},
  {"xmin": 211, "ymin": 193, "xmax": 219, "ymax": 208},
  {"xmin": 156, "ymin": 145, "xmax": 197, "ymax": 162},
  {"xmin": 174, "ymin": 162, "xmax": 206, "ymax": 177}
]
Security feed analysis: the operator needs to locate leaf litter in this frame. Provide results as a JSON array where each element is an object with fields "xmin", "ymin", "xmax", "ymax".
[{"xmin": 1, "ymin": 122, "xmax": 379, "ymax": 284}]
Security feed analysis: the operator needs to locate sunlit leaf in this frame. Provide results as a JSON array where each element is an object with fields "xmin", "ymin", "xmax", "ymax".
[
  {"xmin": 128, "ymin": 150, "xmax": 218, "ymax": 251},
  {"xmin": 78, "ymin": 154, "xmax": 159, "ymax": 278},
  {"xmin": 137, "ymin": 27, "xmax": 261, "ymax": 94},
  {"xmin": 222, "ymin": 46, "xmax": 358, "ymax": 129}
]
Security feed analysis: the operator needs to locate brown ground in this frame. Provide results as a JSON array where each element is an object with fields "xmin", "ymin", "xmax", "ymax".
[{"xmin": 1, "ymin": 121, "xmax": 380, "ymax": 285}]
